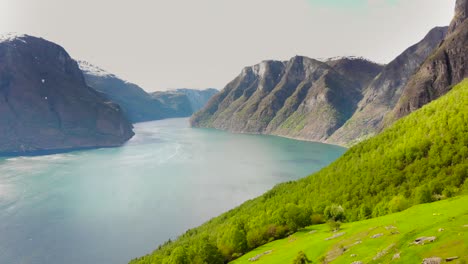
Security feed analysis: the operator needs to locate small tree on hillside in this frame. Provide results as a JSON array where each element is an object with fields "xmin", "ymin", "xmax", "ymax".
[
  {"xmin": 292, "ymin": 251, "xmax": 311, "ymax": 264},
  {"xmin": 324, "ymin": 204, "xmax": 345, "ymax": 232},
  {"xmin": 324, "ymin": 204, "xmax": 345, "ymax": 222}
]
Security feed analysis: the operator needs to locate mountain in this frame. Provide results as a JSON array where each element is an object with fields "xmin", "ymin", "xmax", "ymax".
[
  {"xmin": 328, "ymin": 26, "xmax": 448, "ymax": 145},
  {"xmin": 0, "ymin": 34, "xmax": 134, "ymax": 155},
  {"xmin": 131, "ymin": 79, "xmax": 468, "ymax": 264},
  {"xmin": 78, "ymin": 61, "xmax": 166, "ymax": 122},
  {"xmin": 190, "ymin": 23, "xmax": 450, "ymax": 146},
  {"xmin": 79, "ymin": 61, "xmax": 218, "ymax": 122},
  {"xmin": 151, "ymin": 88, "xmax": 218, "ymax": 118},
  {"xmin": 190, "ymin": 56, "xmax": 382, "ymax": 142},
  {"xmin": 388, "ymin": 0, "xmax": 468, "ymax": 121}
]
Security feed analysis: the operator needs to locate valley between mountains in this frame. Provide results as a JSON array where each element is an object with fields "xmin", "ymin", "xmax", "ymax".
[{"xmin": 0, "ymin": 0, "xmax": 466, "ymax": 264}]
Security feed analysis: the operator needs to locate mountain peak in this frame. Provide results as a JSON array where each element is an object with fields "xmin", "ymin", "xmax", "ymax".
[
  {"xmin": 241, "ymin": 60, "xmax": 286, "ymax": 78},
  {"xmin": 320, "ymin": 55, "xmax": 369, "ymax": 62},
  {"xmin": 449, "ymin": 0, "xmax": 468, "ymax": 33},
  {"xmin": 77, "ymin": 60, "xmax": 114, "ymax": 78},
  {"xmin": 0, "ymin": 32, "xmax": 29, "ymax": 43}
]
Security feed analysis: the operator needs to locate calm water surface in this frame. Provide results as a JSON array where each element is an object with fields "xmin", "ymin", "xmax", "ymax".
[{"xmin": 0, "ymin": 118, "xmax": 345, "ymax": 264}]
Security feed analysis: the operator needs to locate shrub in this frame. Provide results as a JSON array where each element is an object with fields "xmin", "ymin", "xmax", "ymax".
[{"xmin": 292, "ymin": 251, "xmax": 311, "ymax": 264}]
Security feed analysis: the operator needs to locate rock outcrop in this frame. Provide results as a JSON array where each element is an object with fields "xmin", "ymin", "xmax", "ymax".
[
  {"xmin": 190, "ymin": 56, "xmax": 382, "ymax": 142},
  {"xmin": 0, "ymin": 34, "xmax": 134, "ymax": 154},
  {"xmin": 389, "ymin": 0, "xmax": 468, "ymax": 121},
  {"xmin": 329, "ymin": 26, "xmax": 447, "ymax": 144},
  {"xmin": 190, "ymin": 20, "xmax": 452, "ymax": 146}
]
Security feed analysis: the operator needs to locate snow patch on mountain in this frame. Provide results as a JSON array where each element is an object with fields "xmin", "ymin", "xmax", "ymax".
[
  {"xmin": 0, "ymin": 33, "xmax": 28, "ymax": 43},
  {"xmin": 77, "ymin": 60, "xmax": 114, "ymax": 78}
]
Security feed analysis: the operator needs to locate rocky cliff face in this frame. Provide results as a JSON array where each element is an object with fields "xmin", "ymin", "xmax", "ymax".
[
  {"xmin": 79, "ymin": 61, "xmax": 218, "ymax": 122},
  {"xmin": 328, "ymin": 26, "xmax": 448, "ymax": 145},
  {"xmin": 190, "ymin": 56, "xmax": 382, "ymax": 142},
  {"xmin": 389, "ymin": 0, "xmax": 467, "ymax": 121},
  {"xmin": 190, "ymin": 22, "xmax": 450, "ymax": 146},
  {"xmin": 0, "ymin": 34, "xmax": 134, "ymax": 154}
]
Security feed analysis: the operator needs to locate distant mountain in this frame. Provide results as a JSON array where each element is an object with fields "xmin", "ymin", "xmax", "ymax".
[
  {"xmin": 388, "ymin": 0, "xmax": 468, "ymax": 122},
  {"xmin": 78, "ymin": 61, "xmax": 218, "ymax": 122},
  {"xmin": 0, "ymin": 34, "xmax": 134, "ymax": 155},
  {"xmin": 329, "ymin": 26, "xmax": 448, "ymax": 145},
  {"xmin": 190, "ymin": 56, "xmax": 383, "ymax": 142},
  {"xmin": 78, "ymin": 61, "xmax": 166, "ymax": 122},
  {"xmin": 151, "ymin": 88, "xmax": 218, "ymax": 118}
]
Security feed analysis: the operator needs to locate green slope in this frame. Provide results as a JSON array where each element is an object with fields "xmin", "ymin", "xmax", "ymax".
[
  {"xmin": 232, "ymin": 195, "xmax": 468, "ymax": 264},
  {"xmin": 130, "ymin": 79, "xmax": 468, "ymax": 264}
]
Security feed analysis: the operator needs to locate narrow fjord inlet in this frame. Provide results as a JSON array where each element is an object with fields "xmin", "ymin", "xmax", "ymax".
[
  {"xmin": 1, "ymin": 0, "xmax": 466, "ymax": 263},
  {"xmin": 0, "ymin": 118, "xmax": 345, "ymax": 264}
]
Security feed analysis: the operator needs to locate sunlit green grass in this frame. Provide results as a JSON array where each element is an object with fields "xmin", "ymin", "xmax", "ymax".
[{"xmin": 232, "ymin": 196, "xmax": 468, "ymax": 264}]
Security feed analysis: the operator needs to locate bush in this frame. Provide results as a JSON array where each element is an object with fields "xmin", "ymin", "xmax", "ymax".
[
  {"xmin": 311, "ymin": 214, "xmax": 325, "ymax": 224},
  {"xmin": 416, "ymin": 186, "xmax": 433, "ymax": 204},
  {"xmin": 328, "ymin": 220, "xmax": 341, "ymax": 232},
  {"xmin": 292, "ymin": 251, "xmax": 311, "ymax": 264},
  {"xmin": 388, "ymin": 195, "xmax": 410, "ymax": 213},
  {"xmin": 359, "ymin": 204, "xmax": 372, "ymax": 220}
]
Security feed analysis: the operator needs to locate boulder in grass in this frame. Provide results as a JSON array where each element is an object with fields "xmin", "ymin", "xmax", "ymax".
[
  {"xmin": 413, "ymin": 236, "xmax": 436, "ymax": 245},
  {"xmin": 446, "ymin": 256, "xmax": 459, "ymax": 262},
  {"xmin": 422, "ymin": 257, "xmax": 442, "ymax": 264}
]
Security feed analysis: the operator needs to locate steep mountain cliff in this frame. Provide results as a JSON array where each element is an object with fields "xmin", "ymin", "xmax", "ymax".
[
  {"xmin": 0, "ymin": 34, "xmax": 134, "ymax": 155},
  {"xmin": 389, "ymin": 0, "xmax": 467, "ymax": 121},
  {"xmin": 191, "ymin": 22, "xmax": 450, "ymax": 146},
  {"xmin": 190, "ymin": 56, "xmax": 382, "ymax": 142},
  {"xmin": 79, "ymin": 61, "xmax": 218, "ymax": 122},
  {"xmin": 328, "ymin": 26, "xmax": 448, "ymax": 145}
]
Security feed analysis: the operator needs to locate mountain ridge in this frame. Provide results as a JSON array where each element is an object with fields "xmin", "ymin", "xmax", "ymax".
[
  {"xmin": 78, "ymin": 60, "xmax": 218, "ymax": 123},
  {"xmin": 0, "ymin": 34, "xmax": 134, "ymax": 154},
  {"xmin": 328, "ymin": 26, "xmax": 448, "ymax": 145},
  {"xmin": 190, "ymin": 56, "xmax": 383, "ymax": 144},
  {"xmin": 388, "ymin": 0, "xmax": 468, "ymax": 122}
]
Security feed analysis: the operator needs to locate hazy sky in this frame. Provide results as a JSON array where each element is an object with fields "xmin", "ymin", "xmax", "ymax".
[{"xmin": 0, "ymin": 0, "xmax": 455, "ymax": 91}]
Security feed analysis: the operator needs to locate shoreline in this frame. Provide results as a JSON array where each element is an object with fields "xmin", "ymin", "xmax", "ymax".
[
  {"xmin": 190, "ymin": 126, "xmax": 349, "ymax": 149},
  {"xmin": 0, "ymin": 144, "xmax": 126, "ymax": 158}
]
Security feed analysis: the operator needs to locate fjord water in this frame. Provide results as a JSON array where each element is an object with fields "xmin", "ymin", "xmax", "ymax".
[{"xmin": 0, "ymin": 118, "xmax": 345, "ymax": 264}]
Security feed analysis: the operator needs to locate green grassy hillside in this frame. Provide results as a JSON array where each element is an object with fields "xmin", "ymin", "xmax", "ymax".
[
  {"xmin": 232, "ymin": 195, "xmax": 468, "ymax": 264},
  {"xmin": 130, "ymin": 79, "xmax": 468, "ymax": 264}
]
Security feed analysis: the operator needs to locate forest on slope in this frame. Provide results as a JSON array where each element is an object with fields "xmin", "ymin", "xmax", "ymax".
[{"xmin": 130, "ymin": 79, "xmax": 468, "ymax": 264}]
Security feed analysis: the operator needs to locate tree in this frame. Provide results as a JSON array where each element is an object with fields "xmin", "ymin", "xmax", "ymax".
[
  {"xmin": 416, "ymin": 186, "xmax": 433, "ymax": 204},
  {"xmin": 217, "ymin": 224, "xmax": 247, "ymax": 258},
  {"xmin": 388, "ymin": 195, "xmax": 410, "ymax": 213},
  {"xmin": 192, "ymin": 236, "xmax": 224, "ymax": 264},
  {"xmin": 284, "ymin": 204, "xmax": 309, "ymax": 232},
  {"xmin": 292, "ymin": 251, "xmax": 311, "ymax": 264},
  {"xmin": 359, "ymin": 204, "xmax": 372, "ymax": 220},
  {"xmin": 166, "ymin": 247, "xmax": 188, "ymax": 264},
  {"xmin": 324, "ymin": 204, "xmax": 345, "ymax": 222}
]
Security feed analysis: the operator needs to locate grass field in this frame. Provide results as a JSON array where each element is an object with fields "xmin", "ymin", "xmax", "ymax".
[{"xmin": 231, "ymin": 196, "xmax": 468, "ymax": 264}]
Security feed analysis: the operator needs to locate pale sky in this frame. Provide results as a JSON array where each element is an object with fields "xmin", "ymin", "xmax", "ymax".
[{"xmin": 0, "ymin": 0, "xmax": 455, "ymax": 91}]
